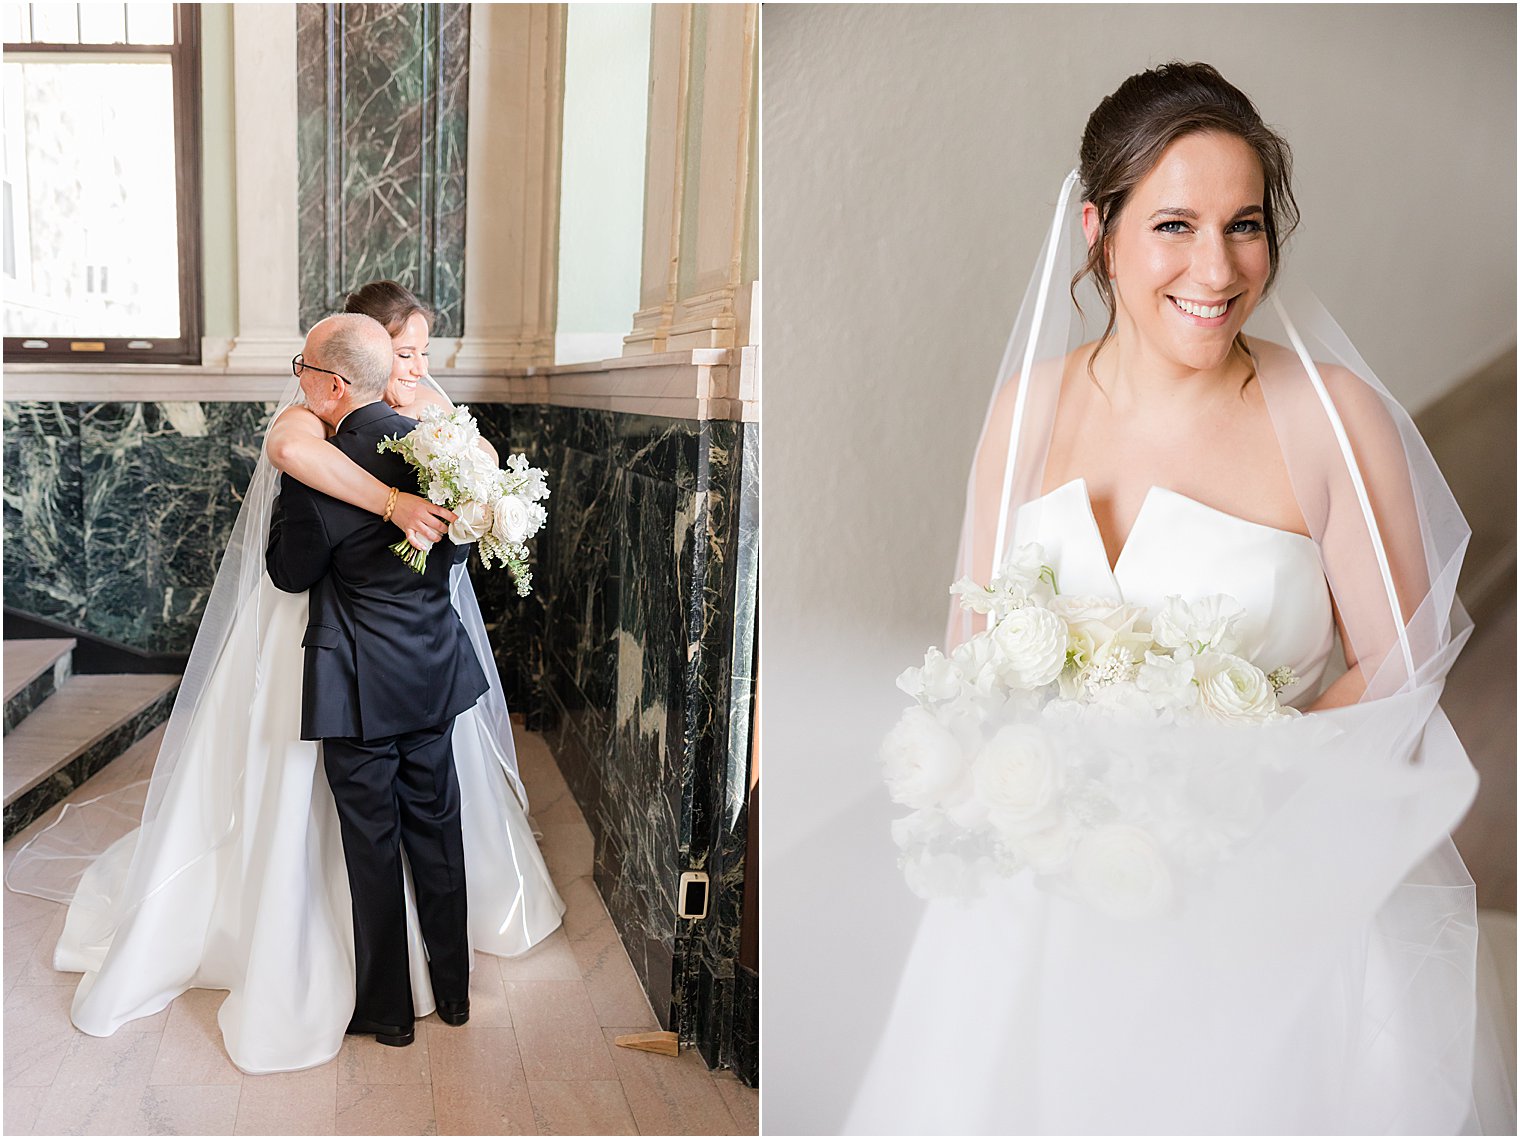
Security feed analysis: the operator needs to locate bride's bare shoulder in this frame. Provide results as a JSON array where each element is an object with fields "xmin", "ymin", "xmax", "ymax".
[{"xmin": 984, "ymin": 345, "xmax": 1089, "ymax": 420}]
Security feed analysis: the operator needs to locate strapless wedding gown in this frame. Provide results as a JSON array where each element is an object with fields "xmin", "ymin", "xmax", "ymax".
[
  {"xmin": 49, "ymin": 567, "xmax": 565, "ymax": 1075},
  {"xmin": 845, "ymin": 479, "xmax": 1501, "ymax": 1134}
]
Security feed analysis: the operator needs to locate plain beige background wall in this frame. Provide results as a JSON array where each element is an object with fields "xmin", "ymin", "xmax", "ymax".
[
  {"xmin": 762, "ymin": 10, "xmax": 1515, "ymax": 1123},
  {"xmin": 764, "ymin": 2, "xmax": 1515, "ymax": 698}
]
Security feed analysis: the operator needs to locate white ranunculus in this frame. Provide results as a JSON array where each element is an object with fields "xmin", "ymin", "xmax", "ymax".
[
  {"xmin": 1070, "ymin": 824, "xmax": 1173, "ymax": 920},
  {"xmin": 492, "ymin": 494, "xmax": 533, "ymax": 544},
  {"xmin": 1152, "ymin": 594, "xmax": 1245, "ymax": 657},
  {"xmin": 973, "ymin": 725, "xmax": 1060, "ymax": 823},
  {"xmin": 880, "ymin": 707, "xmax": 969, "ymax": 809},
  {"xmin": 988, "ymin": 605, "xmax": 1067, "ymax": 690},
  {"xmin": 448, "ymin": 499, "xmax": 493, "ymax": 544},
  {"xmin": 897, "ymin": 647, "xmax": 963, "ymax": 705},
  {"xmin": 1193, "ymin": 652, "xmax": 1283, "ymax": 724}
]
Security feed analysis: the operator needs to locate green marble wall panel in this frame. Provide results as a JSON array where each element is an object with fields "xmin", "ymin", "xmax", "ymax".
[
  {"xmin": 4, "ymin": 398, "xmax": 758, "ymax": 1070},
  {"xmin": 296, "ymin": 3, "xmax": 470, "ymax": 335},
  {"xmin": 4, "ymin": 402, "xmax": 272, "ymax": 653}
]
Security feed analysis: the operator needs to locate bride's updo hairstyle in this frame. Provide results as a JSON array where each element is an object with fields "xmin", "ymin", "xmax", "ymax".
[
  {"xmin": 1075, "ymin": 62, "xmax": 1300, "ymax": 364},
  {"xmin": 343, "ymin": 279, "xmax": 434, "ymax": 337}
]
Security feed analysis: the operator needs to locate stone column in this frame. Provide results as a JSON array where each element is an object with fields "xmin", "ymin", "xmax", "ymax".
[
  {"xmin": 447, "ymin": 4, "xmax": 566, "ymax": 371},
  {"xmin": 225, "ymin": 3, "xmax": 303, "ymax": 370}
]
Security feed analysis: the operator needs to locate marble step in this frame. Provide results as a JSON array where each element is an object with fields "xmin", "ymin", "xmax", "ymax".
[
  {"xmin": 3, "ymin": 673, "xmax": 180, "ymax": 840},
  {"xmin": 3, "ymin": 639, "xmax": 76, "ymax": 736}
]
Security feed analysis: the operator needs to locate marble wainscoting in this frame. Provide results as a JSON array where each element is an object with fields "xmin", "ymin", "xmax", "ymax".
[
  {"xmin": 3, "ymin": 402, "xmax": 273, "ymax": 653},
  {"xmin": 3, "ymin": 394, "xmax": 759, "ymax": 1078},
  {"xmin": 296, "ymin": 2, "xmax": 470, "ymax": 335},
  {"xmin": 469, "ymin": 406, "xmax": 758, "ymax": 1066}
]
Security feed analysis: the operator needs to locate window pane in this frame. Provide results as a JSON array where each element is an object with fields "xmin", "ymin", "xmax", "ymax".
[
  {"xmin": 2, "ymin": 58, "xmax": 181, "ymax": 338},
  {"xmin": 125, "ymin": 2, "xmax": 172, "ymax": 45},
  {"xmin": 78, "ymin": 4, "xmax": 128, "ymax": 45},
  {"xmin": 28, "ymin": 4, "xmax": 80, "ymax": 44}
]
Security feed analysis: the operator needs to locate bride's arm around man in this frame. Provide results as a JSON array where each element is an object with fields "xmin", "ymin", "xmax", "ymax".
[{"xmin": 265, "ymin": 312, "xmax": 488, "ymax": 1048}]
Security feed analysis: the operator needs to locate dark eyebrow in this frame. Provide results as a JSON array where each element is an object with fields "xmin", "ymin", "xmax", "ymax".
[{"xmin": 1148, "ymin": 205, "xmax": 1265, "ymax": 221}]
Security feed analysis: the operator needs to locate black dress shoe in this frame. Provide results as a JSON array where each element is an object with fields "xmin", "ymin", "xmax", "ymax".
[
  {"xmin": 346, "ymin": 1016, "xmax": 415, "ymax": 1047},
  {"xmin": 436, "ymin": 1000, "xmax": 470, "ymax": 1027}
]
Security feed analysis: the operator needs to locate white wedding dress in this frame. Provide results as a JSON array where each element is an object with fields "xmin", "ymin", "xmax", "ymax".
[
  {"xmin": 846, "ymin": 478, "xmax": 1504, "ymax": 1134},
  {"xmin": 46, "ymin": 565, "xmax": 565, "ymax": 1075}
]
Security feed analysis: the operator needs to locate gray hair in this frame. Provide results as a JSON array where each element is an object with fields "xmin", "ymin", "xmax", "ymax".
[{"xmin": 316, "ymin": 313, "xmax": 392, "ymax": 400}]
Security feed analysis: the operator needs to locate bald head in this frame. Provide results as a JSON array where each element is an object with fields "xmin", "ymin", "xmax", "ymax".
[{"xmin": 299, "ymin": 313, "xmax": 393, "ymax": 425}]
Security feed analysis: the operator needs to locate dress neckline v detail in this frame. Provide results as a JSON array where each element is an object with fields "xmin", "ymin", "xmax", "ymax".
[{"xmin": 1035, "ymin": 477, "xmax": 1318, "ymax": 579}]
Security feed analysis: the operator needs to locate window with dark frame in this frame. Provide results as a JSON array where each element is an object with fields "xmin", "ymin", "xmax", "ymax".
[{"xmin": 3, "ymin": 3, "xmax": 202, "ymax": 365}]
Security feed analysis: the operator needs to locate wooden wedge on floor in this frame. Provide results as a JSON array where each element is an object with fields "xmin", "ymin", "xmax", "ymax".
[{"xmin": 614, "ymin": 1030, "xmax": 679, "ymax": 1057}]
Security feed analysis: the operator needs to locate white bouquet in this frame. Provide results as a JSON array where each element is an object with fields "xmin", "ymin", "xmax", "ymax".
[
  {"xmin": 376, "ymin": 404, "xmax": 550, "ymax": 595},
  {"xmin": 882, "ymin": 543, "xmax": 1303, "ymax": 915}
]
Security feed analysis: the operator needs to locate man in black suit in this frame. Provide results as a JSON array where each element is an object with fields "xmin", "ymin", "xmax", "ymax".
[{"xmin": 266, "ymin": 313, "xmax": 487, "ymax": 1047}]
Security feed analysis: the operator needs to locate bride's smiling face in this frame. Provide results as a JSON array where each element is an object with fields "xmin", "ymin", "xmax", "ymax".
[
  {"xmin": 384, "ymin": 312, "xmax": 430, "ymax": 409},
  {"xmin": 1090, "ymin": 131, "xmax": 1270, "ymax": 373}
]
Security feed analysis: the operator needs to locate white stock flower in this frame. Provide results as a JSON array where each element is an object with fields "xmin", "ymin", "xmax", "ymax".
[
  {"xmin": 880, "ymin": 707, "xmax": 969, "ymax": 809},
  {"xmin": 1152, "ymin": 594, "xmax": 1245, "ymax": 657},
  {"xmin": 897, "ymin": 647, "xmax": 963, "ymax": 705},
  {"xmin": 1193, "ymin": 652, "xmax": 1284, "ymax": 724},
  {"xmin": 492, "ymin": 494, "xmax": 533, "ymax": 544},
  {"xmin": 1135, "ymin": 651, "xmax": 1197, "ymax": 712},
  {"xmin": 988, "ymin": 606, "xmax": 1067, "ymax": 690},
  {"xmin": 889, "ymin": 808, "xmax": 949, "ymax": 853},
  {"xmin": 1013, "ymin": 815, "xmax": 1081, "ymax": 874},
  {"xmin": 996, "ymin": 543, "xmax": 1054, "ymax": 600},
  {"xmin": 448, "ymin": 499, "xmax": 493, "ymax": 544},
  {"xmin": 1070, "ymin": 824, "xmax": 1173, "ymax": 920},
  {"xmin": 901, "ymin": 850, "xmax": 993, "ymax": 900},
  {"xmin": 973, "ymin": 725, "xmax": 1061, "ymax": 824}
]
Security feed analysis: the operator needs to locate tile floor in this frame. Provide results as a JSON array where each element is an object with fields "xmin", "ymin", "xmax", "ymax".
[{"xmin": 2, "ymin": 727, "xmax": 758, "ymax": 1136}]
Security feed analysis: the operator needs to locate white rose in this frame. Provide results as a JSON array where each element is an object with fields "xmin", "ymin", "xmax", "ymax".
[
  {"xmin": 448, "ymin": 499, "xmax": 493, "ymax": 544},
  {"xmin": 1050, "ymin": 596, "xmax": 1145, "ymax": 671},
  {"xmin": 492, "ymin": 494, "xmax": 533, "ymax": 544},
  {"xmin": 880, "ymin": 707, "xmax": 968, "ymax": 809},
  {"xmin": 988, "ymin": 606, "xmax": 1067, "ymax": 690},
  {"xmin": 1193, "ymin": 652, "xmax": 1283, "ymax": 724},
  {"xmin": 1070, "ymin": 824, "xmax": 1173, "ymax": 920},
  {"xmin": 897, "ymin": 647, "xmax": 963, "ymax": 705},
  {"xmin": 973, "ymin": 725, "xmax": 1061, "ymax": 823},
  {"xmin": 1152, "ymin": 594, "xmax": 1244, "ymax": 657}
]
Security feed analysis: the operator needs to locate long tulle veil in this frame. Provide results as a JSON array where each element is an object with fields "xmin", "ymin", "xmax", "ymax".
[
  {"xmin": 5, "ymin": 375, "xmax": 529, "ymax": 910},
  {"xmin": 836, "ymin": 170, "xmax": 1509, "ymax": 1134}
]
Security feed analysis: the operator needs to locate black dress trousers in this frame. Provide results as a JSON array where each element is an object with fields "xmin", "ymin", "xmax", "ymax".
[{"xmin": 323, "ymin": 720, "xmax": 471, "ymax": 1030}]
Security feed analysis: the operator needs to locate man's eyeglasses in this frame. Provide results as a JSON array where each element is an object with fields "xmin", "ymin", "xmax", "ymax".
[{"xmin": 291, "ymin": 354, "xmax": 352, "ymax": 386}]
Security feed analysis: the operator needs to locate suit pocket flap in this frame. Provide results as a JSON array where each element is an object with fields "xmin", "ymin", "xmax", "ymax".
[{"xmin": 302, "ymin": 624, "xmax": 342, "ymax": 649}]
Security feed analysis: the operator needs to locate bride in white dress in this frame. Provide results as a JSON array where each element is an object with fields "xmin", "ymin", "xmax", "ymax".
[
  {"xmin": 844, "ymin": 63, "xmax": 1511, "ymax": 1134},
  {"xmin": 7, "ymin": 282, "xmax": 564, "ymax": 1075}
]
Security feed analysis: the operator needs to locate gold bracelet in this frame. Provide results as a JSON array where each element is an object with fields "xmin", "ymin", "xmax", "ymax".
[{"xmin": 381, "ymin": 486, "xmax": 399, "ymax": 523}]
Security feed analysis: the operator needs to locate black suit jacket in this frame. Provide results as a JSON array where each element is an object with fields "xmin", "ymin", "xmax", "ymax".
[{"xmin": 265, "ymin": 400, "xmax": 488, "ymax": 742}]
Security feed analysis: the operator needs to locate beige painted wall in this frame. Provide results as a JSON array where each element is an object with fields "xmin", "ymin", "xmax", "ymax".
[
  {"xmin": 200, "ymin": 3, "xmax": 236, "ymax": 341},
  {"xmin": 763, "ymin": 2, "xmax": 1515, "ymax": 677}
]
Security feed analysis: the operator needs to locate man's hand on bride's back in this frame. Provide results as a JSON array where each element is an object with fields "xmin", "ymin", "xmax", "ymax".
[{"xmin": 391, "ymin": 492, "xmax": 455, "ymax": 551}]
